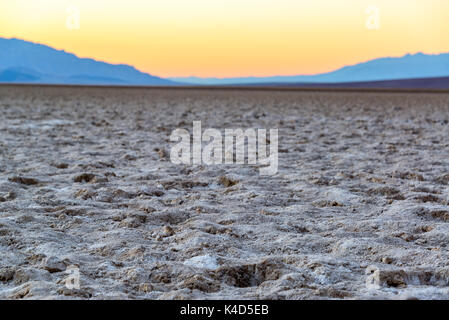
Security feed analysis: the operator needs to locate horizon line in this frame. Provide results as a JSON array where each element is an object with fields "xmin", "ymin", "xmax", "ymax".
[{"xmin": 2, "ymin": 36, "xmax": 449, "ymax": 80}]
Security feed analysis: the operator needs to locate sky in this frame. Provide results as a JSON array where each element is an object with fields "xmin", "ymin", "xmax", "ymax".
[{"xmin": 1, "ymin": 0, "xmax": 448, "ymax": 78}]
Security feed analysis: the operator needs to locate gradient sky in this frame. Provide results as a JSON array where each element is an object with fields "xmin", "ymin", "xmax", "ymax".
[{"xmin": 1, "ymin": 0, "xmax": 448, "ymax": 78}]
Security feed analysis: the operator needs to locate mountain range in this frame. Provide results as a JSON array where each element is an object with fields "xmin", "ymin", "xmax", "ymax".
[
  {"xmin": 0, "ymin": 38, "xmax": 175, "ymax": 85},
  {"xmin": 171, "ymin": 53, "xmax": 449, "ymax": 85},
  {"xmin": 1, "ymin": 37, "xmax": 449, "ymax": 87}
]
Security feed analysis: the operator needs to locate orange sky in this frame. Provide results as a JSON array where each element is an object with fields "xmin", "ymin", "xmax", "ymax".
[{"xmin": 1, "ymin": 0, "xmax": 448, "ymax": 78}]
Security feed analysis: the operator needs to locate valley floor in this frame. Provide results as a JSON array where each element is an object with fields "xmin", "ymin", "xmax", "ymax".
[{"xmin": 1, "ymin": 86, "xmax": 449, "ymax": 299}]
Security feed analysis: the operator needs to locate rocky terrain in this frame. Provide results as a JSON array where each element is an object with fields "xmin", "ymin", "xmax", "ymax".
[{"xmin": 0, "ymin": 85, "xmax": 449, "ymax": 299}]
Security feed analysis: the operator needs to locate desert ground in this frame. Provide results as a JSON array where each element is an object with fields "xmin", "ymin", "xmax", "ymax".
[{"xmin": 0, "ymin": 85, "xmax": 449, "ymax": 299}]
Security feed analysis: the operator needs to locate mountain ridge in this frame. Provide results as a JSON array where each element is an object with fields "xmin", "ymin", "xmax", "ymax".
[
  {"xmin": 0, "ymin": 37, "xmax": 176, "ymax": 85},
  {"xmin": 1, "ymin": 37, "xmax": 449, "ymax": 87},
  {"xmin": 170, "ymin": 52, "xmax": 449, "ymax": 85}
]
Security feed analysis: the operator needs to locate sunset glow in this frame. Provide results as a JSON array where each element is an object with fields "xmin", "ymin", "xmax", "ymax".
[{"xmin": 1, "ymin": 0, "xmax": 448, "ymax": 77}]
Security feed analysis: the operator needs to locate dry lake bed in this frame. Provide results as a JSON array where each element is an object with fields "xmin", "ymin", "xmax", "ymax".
[{"xmin": 1, "ymin": 85, "xmax": 449, "ymax": 299}]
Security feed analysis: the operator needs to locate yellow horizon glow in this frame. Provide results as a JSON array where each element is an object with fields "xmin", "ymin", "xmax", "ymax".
[{"xmin": 1, "ymin": 0, "xmax": 448, "ymax": 78}]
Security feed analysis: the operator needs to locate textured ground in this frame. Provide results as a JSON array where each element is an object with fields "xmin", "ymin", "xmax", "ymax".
[{"xmin": 1, "ymin": 86, "xmax": 449, "ymax": 299}]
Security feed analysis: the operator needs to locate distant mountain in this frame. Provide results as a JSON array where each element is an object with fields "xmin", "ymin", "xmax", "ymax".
[
  {"xmin": 0, "ymin": 38, "xmax": 176, "ymax": 85},
  {"xmin": 170, "ymin": 53, "xmax": 449, "ymax": 85},
  {"xmin": 2, "ymin": 37, "xmax": 448, "ymax": 88},
  {"xmin": 0, "ymin": 67, "xmax": 40, "ymax": 82},
  {"xmin": 237, "ymin": 77, "xmax": 449, "ymax": 90}
]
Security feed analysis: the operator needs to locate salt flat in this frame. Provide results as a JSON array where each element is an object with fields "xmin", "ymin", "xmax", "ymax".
[{"xmin": 1, "ymin": 86, "xmax": 449, "ymax": 299}]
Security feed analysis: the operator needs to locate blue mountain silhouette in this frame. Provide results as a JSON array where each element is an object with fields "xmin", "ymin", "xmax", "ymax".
[
  {"xmin": 0, "ymin": 38, "xmax": 176, "ymax": 85},
  {"xmin": 2, "ymin": 37, "xmax": 448, "ymax": 87},
  {"xmin": 170, "ymin": 53, "xmax": 449, "ymax": 85}
]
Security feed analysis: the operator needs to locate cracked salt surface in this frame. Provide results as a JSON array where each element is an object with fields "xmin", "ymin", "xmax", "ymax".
[
  {"xmin": 184, "ymin": 255, "xmax": 220, "ymax": 270},
  {"xmin": 0, "ymin": 86, "xmax": 449, "ymax": 299}
]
